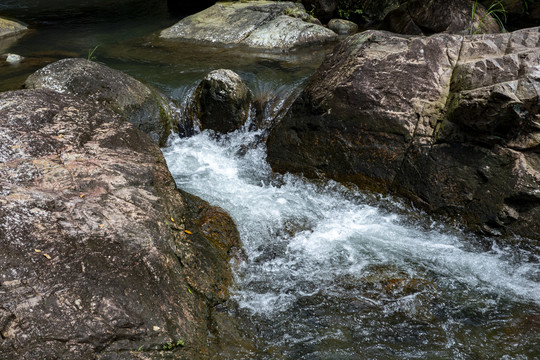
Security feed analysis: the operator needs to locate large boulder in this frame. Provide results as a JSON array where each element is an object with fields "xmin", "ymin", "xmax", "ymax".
[
  {"xmin": 0, "ymin": 88, "xmax": 245, "ymax": 358},
  {"xmin": 188, "ymin": 69, "xmax": 253, "ymax": 134},
  {"xmin": 381, "ymin": 0, "xmax": 501, "ymax": 35},
  {"xmin": 0, "ymin": 17, "xmax": 27, "ymax": 38},
  {"xmin": 267, "ymin": 27, "xmax": 540, "ymax": 244},
  {"xmin": 159, "ymin": 1, "xmax": 337, "ymax": 52},
  {"xmin": 25, "ymin": 58, "xmax": 179, "ymax": 147},
  {"xmin": 268, "ymin": 30, "xmax": 462, "ymax": 193}
]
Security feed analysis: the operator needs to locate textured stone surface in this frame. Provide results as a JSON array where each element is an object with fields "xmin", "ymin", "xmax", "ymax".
[
  {"xmin": 0, "ymin": 89, "xmax": 244, "ymax": 359},
  {"xmin": 328, "ymin": 18, "xmax": 358, "ymax": 35},
  {"xmin": 188, "ymin": 69, "xmax": 253, "ymax": 134},
  {"xmin": 0, "ymin": 17, "xmax": 27, "ymax": 38},
  {"xmin": 25, "ymin": 58, "xmax": 179, "ymax": 147},
  {"xmin": 159, "ymin": 1, "xmax": 337, "ymax": 52},
  {"xmin": 268, "ymin": 30, "xmax": 462, "ymax": 192},
  {"xmin": 267, "ymin": 27, "xmax": 540, "ymax": 243}
]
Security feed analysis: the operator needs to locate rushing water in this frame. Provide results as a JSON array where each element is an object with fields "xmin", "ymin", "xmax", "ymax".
[
  {"xmin": 163, "ymin": 130, "xmax": 540, "ymax": 359},
  {"xmin": 2, "ymin": 3, "xmax": 540, "ymax": 358}
]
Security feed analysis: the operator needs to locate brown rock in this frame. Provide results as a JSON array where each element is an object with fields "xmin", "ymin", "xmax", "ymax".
[
  {"xmin": 25, "ymin": 58, "xmax": 179, "ymax": 147},
  {"xmin": 0, "ymin": 89, "xmax": 244, "ymax": 359},
  {"xmin": 267, "ymin": 30, "xmax": 462, "ymax": 193}
]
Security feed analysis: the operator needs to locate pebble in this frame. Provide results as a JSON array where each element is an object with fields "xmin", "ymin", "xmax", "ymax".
[{"xmin": 6, "ymin": 53, "xmax": 23, "ymax": 63}]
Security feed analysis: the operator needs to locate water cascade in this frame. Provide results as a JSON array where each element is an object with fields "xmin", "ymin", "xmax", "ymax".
[{"xmin": 163, "ymin": 128, "xmax": 540, "ymax": 359}]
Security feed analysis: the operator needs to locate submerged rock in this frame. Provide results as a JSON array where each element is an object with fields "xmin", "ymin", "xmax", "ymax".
[
  {"xmin": 188, "ymin": 69, "xmax": 253, "ymax": 134},
  {"xmin": 0, "ymin": 17, "xmax": 27, "ymax": 38},
  {"xmin": 267, "ymin": 27, "xmax": 540, "ymax": 244},
  {"xmin": 0, "ymin": 88, "xmax": 244, "ymax": 358},
  {"xmin": 25, "ymin": 58, "xmax": 179, "ymax": 147},
  {"xmin": 382, "ymin": 0, "xmax": 501, "ymax": 35},
  {"xmin": 159, "ymin": 1, "xmax": 337, "ymax": 52}
]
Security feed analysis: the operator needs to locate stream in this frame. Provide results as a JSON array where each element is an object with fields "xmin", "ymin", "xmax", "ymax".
[{"xmin": 1, "ymin": 2, "xmax": 540, "ymax": 359}]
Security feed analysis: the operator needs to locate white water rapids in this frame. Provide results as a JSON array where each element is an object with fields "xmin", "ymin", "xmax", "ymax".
[{"xmin": 163, "ymin": 129, "xmax": 540, "ymax": 359}]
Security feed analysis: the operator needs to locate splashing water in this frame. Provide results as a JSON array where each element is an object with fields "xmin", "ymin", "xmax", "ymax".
[{"xmin": 163, "ymin": 128, "xmax": 540, "ymax": 358}]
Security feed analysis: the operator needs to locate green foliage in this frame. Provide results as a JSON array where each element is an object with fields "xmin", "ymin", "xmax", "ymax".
[
  {"xmin": 307, "ymin": 4, "xmax": 316, "ymax": 17},
  {"xmin": 336, "ymin": 0, "xmax": 363, "ymax": 21},
  {"xmin": 470, "ymin": 0, "xmax": 507, "ymax": 35},
  {"xmin": 87, "ymin": 45, "xmax": 99, "ymax": 62},
  {"xmin": 162, "ymin": 339, "xmax": 185, "ymax": 351}
]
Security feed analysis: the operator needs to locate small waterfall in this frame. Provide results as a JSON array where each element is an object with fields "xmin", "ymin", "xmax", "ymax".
[{"xmin": 173, "ymin": 72, "xmax": 309, "ymax": 140}]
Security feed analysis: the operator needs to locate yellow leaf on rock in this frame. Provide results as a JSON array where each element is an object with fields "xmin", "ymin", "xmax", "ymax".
[
  {"xmin": 80, "ymin": 194, "xmax": 86, "ymax": 198},
  {"xmin": 34, "ymin": 249, "xmax": 42, "ymax": 253},
  {"xmin": 58, "ymin": 134, "xmax": 63, "ymax": 138},
  {"xmin": 184, "ymin": 230, "xmax": 192, "ymax": 234},
  {"xmin": 43, "ymin": 253, "xmax": 51, "ymax": 259},
  {"xmin": 99, "ymin": 224, "xmax": 104, "ymax": 228},
  {"xmin": 170, "ymin": 217, "xmax": 175, "ymax": 222}
]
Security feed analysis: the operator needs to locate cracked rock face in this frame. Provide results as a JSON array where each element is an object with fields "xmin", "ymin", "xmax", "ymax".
[
  {"xmin": 267, "ymin": 27, "xmax": 540, "ymax": 244},
  {"xmin": 0, "ymin": 89, "xmax": 243, "ymax": 359}
]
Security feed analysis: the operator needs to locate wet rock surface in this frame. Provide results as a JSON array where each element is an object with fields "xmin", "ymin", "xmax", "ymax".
[
  {"xmin": 159, "ymin": 1, "xmax": 337, "ymax": 52},
  {"xmin": 25, "ymin": 58, "xmax": 179, "ymax": 147},
  {"xmin": 267, "ymin": 27, "xmax": 540, "ymax": 244},
  {"xmin": 0, "ymin": 17, "xmax": 27, "ymax": 38},
  {"xmin": 188, "ymin": 69, "xmax": 253, "ymax": 134},
  {"xmin": 0, "ymin": 89, "xmax": 245, "ymax": 359}
]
